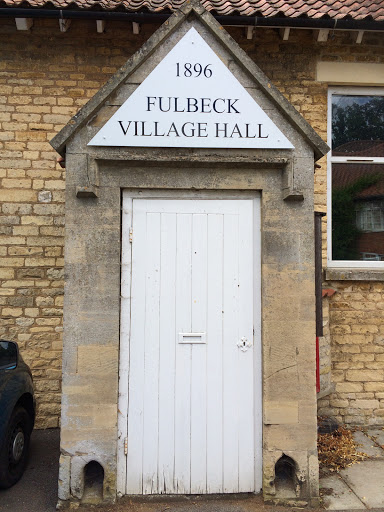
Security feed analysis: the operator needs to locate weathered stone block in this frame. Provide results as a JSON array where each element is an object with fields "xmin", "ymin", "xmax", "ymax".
[
  {"xmin": 76, "ymin": 345, "xmax": 118, "ymax": 376},
  {"xmin": 58, "ymin": 454, "xmax": 71, "ymax": 501},
  {"xmin": 353, "ymin": 399, "xmax": 380, "ymax": 409},
  {"xmin": 346, "ymin": 370, "xmax": 383, "ymax": 382},
  {"xmin": 264, "ymin": 401, "xmax": 299, "ymax": 424},
  {"xmin": 335, "ymin": 382, "xmax": 363, "ymax": 393}
]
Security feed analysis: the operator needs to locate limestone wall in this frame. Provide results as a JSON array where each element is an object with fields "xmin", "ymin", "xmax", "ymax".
[
  {"xmin": 0, "ymin": 18, "xmax": 153, "ymax": 428},
  {"xmin": 0, "ymin": 16, "xmax": 383, "ymax": 427},
  {"xmin": 318, "ymin": 281, "xmax": 384, "ymax": 426}
]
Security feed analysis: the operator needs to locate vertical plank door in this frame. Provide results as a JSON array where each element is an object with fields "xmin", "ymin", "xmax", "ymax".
[{"xmin": 124, "ymin": 197, "xmax": 259, "ymax": 495}]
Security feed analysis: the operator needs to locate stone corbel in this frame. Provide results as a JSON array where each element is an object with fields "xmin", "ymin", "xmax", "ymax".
[
  {"xmin": 76, "ymin": 156, "xmax": 99, "ymax": 198},
  {"xmin": 282, "ymin": 158, "xmax": 304, "ymax": 202}
]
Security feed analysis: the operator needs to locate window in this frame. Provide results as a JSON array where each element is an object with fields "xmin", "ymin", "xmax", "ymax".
[{"xmin": 327, "ymin": 87, "xmax": 384, "ymax": 267}]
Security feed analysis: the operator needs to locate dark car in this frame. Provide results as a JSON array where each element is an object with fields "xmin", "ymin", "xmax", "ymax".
[{"xmin": 0, "ymin": 340, "xmax": 35, "ymax": 488}]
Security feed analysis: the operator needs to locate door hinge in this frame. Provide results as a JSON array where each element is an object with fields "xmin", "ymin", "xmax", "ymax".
[
  {"xmin": 129, "ymin": 228, "xmax": 133, "ymax": 243},
  {"xmin": 124, "ymin": 437, "xmax": 128, "ymax": 456}
]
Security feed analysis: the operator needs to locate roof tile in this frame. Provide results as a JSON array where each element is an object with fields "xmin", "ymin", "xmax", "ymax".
[{"xmin": 1, "ymin": 0, "xmax": 383, "ymax": 21}]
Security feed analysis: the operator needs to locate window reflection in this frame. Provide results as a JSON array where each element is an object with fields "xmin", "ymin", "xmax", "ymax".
[
  {"xmin": 332, "ymin": 163, "xmax": 384, "ymax": 261},
  {"xmin": 332, "ymin": 95, "xmax": 384, "ymax": 157}
]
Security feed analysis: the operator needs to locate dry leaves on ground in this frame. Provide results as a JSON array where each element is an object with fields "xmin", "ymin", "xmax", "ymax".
[{"xmin": 318, "ymin": 425, "xmax": 368, "ymax": 473}]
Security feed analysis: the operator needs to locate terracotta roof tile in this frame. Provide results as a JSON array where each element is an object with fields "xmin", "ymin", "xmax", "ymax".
[
  {"xmin": 322, "ymin": 288, "xmax": 336, "ymax": 298},
  {"xmin": 1, "ymin": 0, "xmax": 384, "ymax": 20}
]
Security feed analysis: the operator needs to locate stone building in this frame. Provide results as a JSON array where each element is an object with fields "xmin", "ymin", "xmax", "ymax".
[{"xmin": 0, "ymin": 0, "xmax": 384, "ymax": 506}]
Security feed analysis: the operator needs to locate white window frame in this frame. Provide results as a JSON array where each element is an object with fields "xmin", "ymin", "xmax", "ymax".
[{"xmin": 327, "ymin": 86, "xmax": 384, "ymax": 268}]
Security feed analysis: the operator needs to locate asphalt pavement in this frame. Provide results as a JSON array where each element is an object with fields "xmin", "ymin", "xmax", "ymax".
[{"xmin": 0, "ymin": 428, "xmax": 60, "ymax": 512}]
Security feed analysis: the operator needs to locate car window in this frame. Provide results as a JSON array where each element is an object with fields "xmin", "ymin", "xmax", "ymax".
[{"xmin": 0, "ymin": 341, "xmax": 18, "ymax": 370}]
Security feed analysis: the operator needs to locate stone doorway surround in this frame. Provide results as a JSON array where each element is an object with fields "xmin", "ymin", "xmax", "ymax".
[{"xmin": 50, "ymin": 0, "xmax": 329, "ymax": 507}]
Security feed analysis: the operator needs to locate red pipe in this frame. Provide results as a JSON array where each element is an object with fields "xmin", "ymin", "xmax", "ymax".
[{"xmin": 316, "ymin": 336, "xmax": 320, "ymax": 393}]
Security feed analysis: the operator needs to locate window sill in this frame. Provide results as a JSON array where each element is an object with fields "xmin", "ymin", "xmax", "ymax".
[{"xmin": 325, "ymin": 268, "xmax": 384, "ymax": 281}]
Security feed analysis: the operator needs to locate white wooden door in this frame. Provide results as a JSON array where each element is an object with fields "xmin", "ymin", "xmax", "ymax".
[{"xmin": 121, "ymin": 194, "xmax": 261, "ymax": 495}]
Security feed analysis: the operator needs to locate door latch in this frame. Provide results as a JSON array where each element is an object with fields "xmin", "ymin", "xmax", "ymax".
[{"xmin": 237, "ymin": 336, "xmax": 252, "ymax": 352}]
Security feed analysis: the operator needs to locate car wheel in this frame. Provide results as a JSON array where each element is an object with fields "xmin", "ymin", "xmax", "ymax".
[{"xmin": 0, "ymin": 406, "xmax": 31, "ymax": 489}]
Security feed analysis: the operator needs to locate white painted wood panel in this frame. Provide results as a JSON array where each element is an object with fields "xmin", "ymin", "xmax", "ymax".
[
  {"xmin": 190, "ymin": 214, "xmax": 208, "ymax": 494},
  {"xmin": 158, "ymin": 213, "xmax": 177, "ymax": 494},
  {"xmin": 125, "ymin": 200, "xmax": 147, "ymax": 494},
  {"xmin": 174, "ymin": 213, "xmax": 192, "ymax": 494},
  {"xmin": 222, "ymin": 213, "xmax": 240, "ymax": 492},
  {"xmin": 142, "ymin": 212, "xmax": 161, "ymax": 494},
  {"xmin": 122, "ymin": 195, "xmax": 261, "ymax": 495},
  {"xmin": 206, "ymin": 214, "xmax": 224, "ymax": 493}
]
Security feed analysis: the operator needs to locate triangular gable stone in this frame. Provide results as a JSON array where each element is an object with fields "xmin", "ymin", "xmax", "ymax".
[{"xmin": 50, "ymin": 0, "xmax": 329, "ymax": 160}]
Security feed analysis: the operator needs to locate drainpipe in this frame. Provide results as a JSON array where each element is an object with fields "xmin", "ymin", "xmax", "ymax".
[
  {"xmin": 0, "ymin": 8, "xmax": 384, "ymax": 31},
  {"xmin": 315, "ymin": 212, "xmax": 326, "ymax": 394}
]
